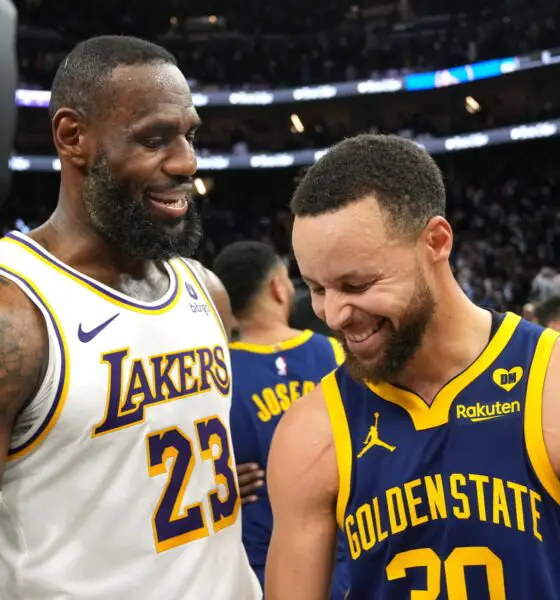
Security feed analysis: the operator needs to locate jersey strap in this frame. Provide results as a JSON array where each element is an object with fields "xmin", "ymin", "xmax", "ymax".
[
  {"xmin": 322, "ymin": 370, "xmax": 353, "ymax": 528},
  {"xmin": 525, "ymin": 327, "xmax": 560, "ymax": 504},
  {"xmin": 0, "ymin": 264, "xmax": 69, "ymax": 461},
  {"xmin": 328, "ymin": 337, "xmax": 346, "ymax": 366},
  {"xmin": 364, "ymin": 312, "xmax": 521, "ymax": 430}
]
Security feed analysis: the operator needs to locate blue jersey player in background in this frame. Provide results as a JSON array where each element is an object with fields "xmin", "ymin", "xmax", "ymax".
[
  {"xmin": 214, "ymin": 241, "xmax": 349, "ymax": 598},
  {"xmin": 266, "ymin": 134, "xmax": 560, "ymax": 600}
]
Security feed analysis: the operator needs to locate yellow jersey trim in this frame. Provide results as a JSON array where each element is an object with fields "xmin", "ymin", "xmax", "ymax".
[
  {"xmin": 1, "ymin": 235, "xmax": 182, "ymax": 315},
  {"xmin": 230, "ymin": 329, "xmax": 314, "ymax": 354},
  {"xmin": 0, "ymin": 266, "xmax": 71, "ymax": 461},
  {"xmin": 322, "ymin": 370, "xmax": 352, "ymax": 528},
  {"xmin": 328, "ymin": 337, "xmax": 346, "ymax": 366},
  {"xmin": 525, "ymin": 328, "xmax": 560, "ymax": 505},
  {"xmin": 366, "ymin": 312, "xmax": 521, "ymax": 431}
]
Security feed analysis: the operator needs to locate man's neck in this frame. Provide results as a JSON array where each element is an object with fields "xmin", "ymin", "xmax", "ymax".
[
  {"xmin": 34, "ymin": 205, "xmax": 156, "ymax": 283},
  {"xmin": 394, "ymin": 289, "xmax": 493, "ymax": 404},
  {"xmin": 236, "ymin": 312, "xmax": 301, "ymax": 347},
  {"xmin": 26, "ymin": 207, "xmax": 169, "ymax": 303}
]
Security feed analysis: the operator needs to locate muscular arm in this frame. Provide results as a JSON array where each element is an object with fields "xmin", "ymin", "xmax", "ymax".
[
  {"xmin": 266, "ymin": 386, "xmax": 339, "ymax": 600},
  {"xmin": 0, "ymin": 278, "xmax": 48, "ymax": 481}
]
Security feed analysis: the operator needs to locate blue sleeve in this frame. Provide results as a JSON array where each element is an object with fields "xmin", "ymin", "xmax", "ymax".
[
  {"xmin": 313, "ymin": 333, "xmax": 345, "ymax": 372},
  {"xmin": 229, "ymin": 387, "xmax": 261, "ymax": 465}
]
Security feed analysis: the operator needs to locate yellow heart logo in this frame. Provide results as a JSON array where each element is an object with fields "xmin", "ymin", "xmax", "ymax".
[{"xmin": 493, "ymin": 367, "xmax": 523, "ymax": 392}]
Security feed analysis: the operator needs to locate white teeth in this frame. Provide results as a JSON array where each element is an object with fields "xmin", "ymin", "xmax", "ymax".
[
  {"xmin": 154, "ymin": 196, "xmax": 185, "ymax": 206},
  {"xmin": 348, "ymin": 330, "xmax": 374, "ymax": 343},
  {"xmin": 346, "ymin": 321, "xmax": 384, "ymax": 343},
  {"xmin": 150, "ymin": 192, "xmax": 186, "ymax": 205}
]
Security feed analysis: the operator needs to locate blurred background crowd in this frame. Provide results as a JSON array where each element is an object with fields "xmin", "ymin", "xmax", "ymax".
[
  {"xmin": 16, "ymin": 0, "xmax": 559, "ymax": 88},
  {"xmin": 6, "ymin": 0, "xmax": 560, "ymax": 320}
]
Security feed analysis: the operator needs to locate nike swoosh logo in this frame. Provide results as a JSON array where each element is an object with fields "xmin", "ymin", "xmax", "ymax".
[{"xmin": 78, "ymin": 313, "xmax": 120, "ymax": 343}]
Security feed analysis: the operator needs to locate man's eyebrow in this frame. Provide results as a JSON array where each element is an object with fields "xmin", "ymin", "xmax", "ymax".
[
  {"xmin": 129, "ymin": 116, "xmax": 203, "ymax": 133},
  {"xmin": 301, "ymin": 275, "xmax": 321, "ymax": 286},
  {"xmin": 334, "ymin": 270, "xmax": 360, "ymax": 282},
  {"xmin": 301, "ymin": 271, "xmax": 378, "ymax": 286}
]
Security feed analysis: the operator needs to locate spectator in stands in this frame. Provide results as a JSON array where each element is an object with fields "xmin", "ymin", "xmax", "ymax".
[
  {"xmin": 14, "ymin": 0, "xmax": 559, "ymax": 89},
  {"xmin": 529, "ymin": 267, "xmax": 560, "ymax": 304},
  {"xmin": 534, "ymin": 295, "xmax": 560, "ymax": 331}
]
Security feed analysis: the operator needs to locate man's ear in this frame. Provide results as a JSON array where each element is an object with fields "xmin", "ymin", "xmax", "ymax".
[
  {"xmin": 422, "ymin": 216, "xmax": 453, "ymax": 264},
  {"xmin": 270, "ymin": 275, "xmax": 286, "ymax": 305},
  {"xmin": 51, "ymin": 108, "xmax": 90, "ymax": 169}
]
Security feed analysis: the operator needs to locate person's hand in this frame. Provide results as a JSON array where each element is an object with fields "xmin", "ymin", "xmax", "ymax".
[{"xmin": 237, "ymin": 463, "xmax": 265, "ymax": 505}]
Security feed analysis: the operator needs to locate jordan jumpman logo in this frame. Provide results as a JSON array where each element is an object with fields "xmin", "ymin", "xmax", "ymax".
[{"xmin": 357, "ymin": 412, "xmax": 396, "ymax": 458}]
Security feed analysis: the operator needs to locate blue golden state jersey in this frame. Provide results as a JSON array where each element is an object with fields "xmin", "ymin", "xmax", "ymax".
[
  {"xmin": 229, "ymin": 330, "xmax": 348, "ymax": 596},
  {"xmin": 323, "ymin": 312, "xmax": 560, "ymax": 599}
]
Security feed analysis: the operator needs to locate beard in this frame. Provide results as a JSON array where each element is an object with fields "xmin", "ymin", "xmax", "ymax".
[
  {"xmin": 83, "ymin": 153, "xmax": 202, "ymax": 261},
  {"xmin": 340, "ymin": 271, "xmax": 436, "ymax": 384}
]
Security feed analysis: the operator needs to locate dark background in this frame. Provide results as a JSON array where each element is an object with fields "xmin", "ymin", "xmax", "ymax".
[{"xmin": 7, "ymin": 0, "xmax": 560, "ymax": 314}]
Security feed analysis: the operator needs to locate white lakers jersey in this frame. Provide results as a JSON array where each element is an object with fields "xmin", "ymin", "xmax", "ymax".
[{"xmin": 0, "ymin": 232, "xmax": 262, "ymax": 600}]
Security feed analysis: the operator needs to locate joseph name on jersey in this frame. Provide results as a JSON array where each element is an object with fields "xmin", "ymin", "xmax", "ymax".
[
  {"xmin": 230, "ymin": 331, "xmax": 349, "ymax": 598},
  {"xmin": 0, "ymin": 231, "xmax": 260, "ymax": 600}
]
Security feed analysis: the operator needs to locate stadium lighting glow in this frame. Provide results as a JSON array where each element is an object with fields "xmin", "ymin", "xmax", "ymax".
[
  {"xmin": 466, "ymin": 96, "xmax": 481, "ymax": 114},
  {"xmin": 194, "ymin": 178, "xmax": 207, "ymax": 195},
  {"xmin": 290, "ymin": 114, "xmax": 304, "ymax": 133}
]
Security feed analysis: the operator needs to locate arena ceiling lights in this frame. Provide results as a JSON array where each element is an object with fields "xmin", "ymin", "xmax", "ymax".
[
  {"xmin": 15, "ymin": 48, "xmax": 560, "ymax": 108},
  {"xmin": 10, "ymin": 119, "xmax": 560, "ymax": 172}
]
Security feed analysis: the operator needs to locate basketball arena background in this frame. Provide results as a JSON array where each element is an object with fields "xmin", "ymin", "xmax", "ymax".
[{"xmin": 4, "ymin": 0, "xmax": 560, "ymax": 323}]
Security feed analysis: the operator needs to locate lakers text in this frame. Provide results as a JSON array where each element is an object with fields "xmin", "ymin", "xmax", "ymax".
[
  {"xmin": 93, "ymin": 344, "xmax": 230, "ymax": 436},
  {"xmin": 345, "ymin": 473, "xmax": 543, "ymax": 560}
]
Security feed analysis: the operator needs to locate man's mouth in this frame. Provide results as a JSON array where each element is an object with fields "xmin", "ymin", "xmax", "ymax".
[
  {"xmin": 147, "ymin": 189, "xmax": 190, "ymax": 217},
  {"xmin": 148, "ymin": 193, "xmax": 188, "ymax": 208},
  {"xmin": 345, "ymin": 318, "xmax": 387, "ymax": 344}
]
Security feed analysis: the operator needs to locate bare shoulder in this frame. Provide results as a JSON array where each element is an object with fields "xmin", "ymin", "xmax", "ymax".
[
  {"xmin": 0, "ymin": 276, "xmax": 48, "ymax": 467},
  {"xmin": 266, "ymin": 385, "xmax": 339, "ymax": 600},
  {"xmin": 184, "ymin": 258, "xmax": 207, "ymax": 280},
  {"xmin": 541, "ymin": 333, "xmax": 560, "ymax": 476},
  {"xmin": 183, "ymin": 259, "xmax": 225, "ymax": 298},
  {"xmin": 268, "ymin": 384, "xmax": 338, "ymax": 505},
  {"xmin": 0, "ymin": 276, "xmax": 48, "ymax": 398}
]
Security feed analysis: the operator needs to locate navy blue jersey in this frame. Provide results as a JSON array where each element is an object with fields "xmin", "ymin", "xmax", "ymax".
[
  {"xmin": 230, "ymin": 330, "xmax": 348, "ymax": 598},
  {"xmin": 322, "ymin": 312, "xmax": 560, "ymax": 599}
]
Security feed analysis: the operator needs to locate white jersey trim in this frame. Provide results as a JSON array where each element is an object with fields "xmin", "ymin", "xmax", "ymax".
[
  {"xmin": 3, "ymin": 233, "xmax": 181, "ymax": 314},
  {"xmin": 0, "ymin": 265, "xmax": 69, "ymax": 461}
]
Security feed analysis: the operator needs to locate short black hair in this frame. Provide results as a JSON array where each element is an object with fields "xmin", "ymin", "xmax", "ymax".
[
  {"xmin": 49, "ymin": 35, "xmax": 177, "ymax": 120},
  {"xmin": 213, "ymin": 241, "xmax": 280, "ymax": 317},
  {"xmin": 535, "ymin": 295, "xmax": 560, "ymax": 327},
  {"xmin": 291, "ymin": 134, "xmax": 446, "ymax": 237}
]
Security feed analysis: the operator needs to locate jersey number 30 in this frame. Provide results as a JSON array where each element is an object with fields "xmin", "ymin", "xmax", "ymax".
[
  {"xmin": 387, "ymin": 546, "xmax": 505, "ymax": 599},
  {"xmin": 146, "ymin": 416, "xmax": 239, "ymax": 553}
]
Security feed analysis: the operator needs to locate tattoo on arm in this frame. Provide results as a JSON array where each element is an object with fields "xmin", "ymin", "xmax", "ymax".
[
  {"xmin": 0, "ymin": 315, "xmax": 25, "ymax": 392},
  {"xmin": 0, "ymin": 286, "xmax": 46, "ymax": 414}
]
